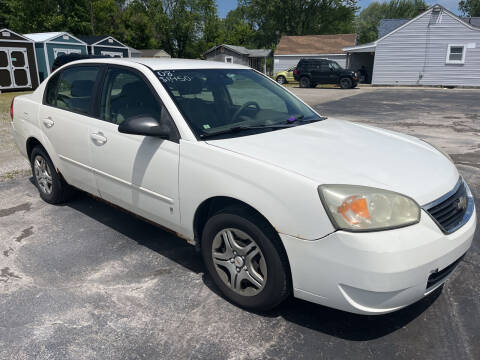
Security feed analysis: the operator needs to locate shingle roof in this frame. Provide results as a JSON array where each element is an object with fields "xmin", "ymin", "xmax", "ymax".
[
  {"xmin": 461, "ymin": 17, "xmax": 480, "ymax": 27},
  {"xmin": 204, "ymin": 44, "xmax": 272, "ymax": 58},
  {"xmin": 140, "ymin": 49, "xmax": 171, "ymax": 57},
  {"xmin": 275, "ymin": 34, "xmax": 356, "ymax": 55},
  {"xmin": 377, "ymin": 19, "xmax": 410, "ymax": 39}
]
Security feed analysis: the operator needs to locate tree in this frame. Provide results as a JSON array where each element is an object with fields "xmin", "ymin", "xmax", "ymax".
[
  {"xmin": 239, "ymin": 0, "xmax": 358, "ymax": 48},
  {"xmin": 356, "ymin": 0, "xmax": 426, "ymax": 44},
  {"xmin": 459, "ymin": 0, "xmax": 480, "ymax": 16},
  {"xmin": 221, "ymin": 6, "xmax": 255, "ymax": 47}
]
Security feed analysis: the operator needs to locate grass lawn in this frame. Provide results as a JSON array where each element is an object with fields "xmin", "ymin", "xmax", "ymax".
[{"xmin": 0, "ymin": 91, "xmax": 32, "ymax": 123}]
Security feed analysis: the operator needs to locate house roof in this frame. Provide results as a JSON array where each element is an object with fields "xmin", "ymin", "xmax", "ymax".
[
  {"xmin": 0, "ymin": 28, "xmax": 32, "ymax": 41},
  {"xmin": 24, "ymin": 31, "xmax": 86, "ymax": 44},
  {"xmin": 141, "ymin": 49, "xmax": 171, "ymax": 57},
  {"xmin": 204, "ymin": 44, "xmax": 272, "ymax": 58},
  {"xmin": 275, "ymin": 34, "xmax": 356, "ymax": 55},
  {"xmin": 378, "ymin": 19, "xmax": 410, "ymax": 38},
  {"xmin": 344, "ymin": 5, "xmax": 480, "ymax": 53}
]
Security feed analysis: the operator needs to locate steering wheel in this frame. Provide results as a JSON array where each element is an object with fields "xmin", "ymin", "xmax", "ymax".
[{"xmin": 231, "ymin": 101, "xmax": 260, "ymax": 123}]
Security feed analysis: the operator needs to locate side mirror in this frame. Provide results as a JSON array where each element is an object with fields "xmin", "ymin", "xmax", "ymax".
[{"xmin": 118, "ymin": 115, "xmax": 171, "ymax": 139}]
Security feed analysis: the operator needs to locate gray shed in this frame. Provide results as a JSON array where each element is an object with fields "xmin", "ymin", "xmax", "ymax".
[
  {"xmin": 203, "ymin": 44, "xmax": 272, "ymax": 74},
  {"xmin": 344, "ymin": 4, "xmax": 480, "ymax": 87}
]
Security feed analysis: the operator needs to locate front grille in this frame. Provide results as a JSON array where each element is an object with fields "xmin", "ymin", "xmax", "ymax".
[
  {"xmin": 424, "ymin": 179, "xmax": 470, "ymax": 234},
  {"xmin": 426, "ymin": 254, "xmax": 464, "ymax": 289}
]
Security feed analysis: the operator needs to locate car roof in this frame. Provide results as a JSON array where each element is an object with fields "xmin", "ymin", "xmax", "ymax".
[{"xmin": 62, "ymin": 57, "xmax": 250, "ymax": 70}]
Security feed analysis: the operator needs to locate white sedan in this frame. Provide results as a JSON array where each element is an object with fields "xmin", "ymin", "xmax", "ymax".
[{"xmin": 11, "ymin": 58, "xmax": 476, "ymax": 314}]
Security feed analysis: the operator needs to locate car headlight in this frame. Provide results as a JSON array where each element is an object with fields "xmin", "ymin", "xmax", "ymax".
[
  {"xmin": 318, "ymin": 185, "xmax": 420, "ymax": 231},
  {"xmin": 422, "ymin": 140, "xmax": 453, "ymax": 163}
]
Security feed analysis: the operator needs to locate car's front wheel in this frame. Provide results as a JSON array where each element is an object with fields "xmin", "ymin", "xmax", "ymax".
[
  {"xmin": 30, "ymin": 146, "xmax": 75, "ymax": 204},
  {"xmin": 276, "ymin": 75, "xmax": 286, "ymax": 84},
  {"xmin": 339, "ymin": 77, "xmax": 353, "ymax": 89},
  {"xmin": 201, "ymin": 207, "xmax": 290, "ymax": 311}
]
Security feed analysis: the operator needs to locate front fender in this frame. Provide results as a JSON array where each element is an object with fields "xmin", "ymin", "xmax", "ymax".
[{"xmin": 178, "ymin": 140, "xmax": 335, "ymax": 241}]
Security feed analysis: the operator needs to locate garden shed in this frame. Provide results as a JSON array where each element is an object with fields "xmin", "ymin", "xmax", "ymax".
[
  {"xmin": 0, "ymin": 28, "xmax": 40, "ymax": 91},
  {"xmin": 24, "ymin": 32, "xmax": 88, "ymax": 82},
  {"xmin": 78, "ymin": 35, "xmax": 130, "ymax": 58}
]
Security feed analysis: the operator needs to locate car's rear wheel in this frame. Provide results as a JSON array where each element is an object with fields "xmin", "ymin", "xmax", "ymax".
[
  {"xmin": 299, "ymin": 76, "xmax": 310, "ymax": 88},
  {"xmin": 201, "ymin": 207, "xmax": 290, "ymax": 311},
  {"xmin": 276, "ymin": 75, "xmax": 286, "ymax": 84},
  {"xmin": 30, "ymin": 146, "xmax": 75, "ymax": 204},
  {"xmin": 339, "ymin": 77, "xmax": 352, "ymax": 89}
]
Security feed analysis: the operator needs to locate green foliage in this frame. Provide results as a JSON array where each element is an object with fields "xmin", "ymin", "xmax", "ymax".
[
  {"xmin": 459, "ymin": 0, "xmax": 480, "ymax": 16},
  {"xmin": 1, "ymin": 0, "xmax": 361, "ymax": 57},
  {"xmin": 356, "ymin": 0, "xmax": 426, "ymax": 44},
  {"xmin": 239, "ymin": 0, "xmax": 358, "ymax": 48}
]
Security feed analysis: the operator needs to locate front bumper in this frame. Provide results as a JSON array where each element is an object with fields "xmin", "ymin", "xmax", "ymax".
[{"xmin": 281, "ymin": 203, "xmax": 476, "ymax": 315}]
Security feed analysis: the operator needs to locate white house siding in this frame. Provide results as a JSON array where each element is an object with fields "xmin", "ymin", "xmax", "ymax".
[
  {"xmin": 274, "ymin": 54, "xmax": 347, "ymax": 73},
  {"xmin": 372, "ymin": 10, "xmax": 480, "ymax": 86}
]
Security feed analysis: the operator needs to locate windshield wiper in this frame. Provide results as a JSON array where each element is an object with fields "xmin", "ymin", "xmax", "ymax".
[
  {"xmin": 287, "ymin": 115, "xmax": 327, "ymax": 124},
  {"xmin": 200, "ymin": 124, "xmax": 294, "ymax": 139}
]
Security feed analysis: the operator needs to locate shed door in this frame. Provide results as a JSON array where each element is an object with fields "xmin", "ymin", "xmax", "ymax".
[
  {"xmin": 0, "ymin": 49, "xmax": 12, "ymax": 89},
  {"xmin": 0, "ymin": 48, "xmax": 31, "ymax": 89}
]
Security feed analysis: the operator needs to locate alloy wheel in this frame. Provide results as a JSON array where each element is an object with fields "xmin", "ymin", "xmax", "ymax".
[{"xmin": 34, "ymin": 155, "xmax": 53, "ymax": 195}]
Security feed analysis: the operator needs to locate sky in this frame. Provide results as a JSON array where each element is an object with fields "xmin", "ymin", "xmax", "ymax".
[{"xmin": 215, "ymin": 0, "xmax": 461, "ymax": 18}]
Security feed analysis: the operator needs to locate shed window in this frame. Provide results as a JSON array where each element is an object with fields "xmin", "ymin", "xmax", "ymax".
[
  {"xmin": 225, "ymin": 56, "xmax": 233, "ymax": 64},
  {"xmin": 446, "ymin": 45, "xmax": 465, "ymax": 64}
]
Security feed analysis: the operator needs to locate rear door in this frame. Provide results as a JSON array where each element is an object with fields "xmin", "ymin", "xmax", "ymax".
[
  {"xmin": 39, "ymin": 64, "xmax": 102, "ymax": 194},
  {"xmin": 89, "ymin": 65, "xmax": 180, "ymax": 229}
]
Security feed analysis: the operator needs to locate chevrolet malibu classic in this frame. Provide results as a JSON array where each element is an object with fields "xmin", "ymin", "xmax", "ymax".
[{"xmin": 11, "ymin": 58, "xmax": 476, "ymax": 314}]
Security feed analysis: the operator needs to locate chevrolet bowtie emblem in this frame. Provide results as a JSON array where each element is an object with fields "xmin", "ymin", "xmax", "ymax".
[{"xmin": 456, "ymin": 196, "xmax": 467, "ymax": 211}]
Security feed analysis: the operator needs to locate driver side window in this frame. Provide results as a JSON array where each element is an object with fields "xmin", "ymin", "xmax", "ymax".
[{"xmin": 100, "ymin": 68, "xmax": 162, "ymax": 125}]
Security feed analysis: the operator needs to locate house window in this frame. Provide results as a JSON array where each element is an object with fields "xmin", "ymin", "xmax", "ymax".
[
  {"xmin": 446, "ymin": 45, "xmax": 465, "ymax": 64},
  {"xmin": 225, "ymin": 56, "xmax": 233, "ymax": 64}
]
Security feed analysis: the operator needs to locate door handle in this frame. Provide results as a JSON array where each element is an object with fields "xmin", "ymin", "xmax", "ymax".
[
  {"xmin": 91, "ymin": 132, "xmax": 107, "ymax": 144},
  {"xmin": 42, "ymin": 117, "xmax": 54, "ymax": 128}
]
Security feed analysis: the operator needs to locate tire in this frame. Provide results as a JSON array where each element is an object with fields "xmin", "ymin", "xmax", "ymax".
[
  {"xmin": 201, "ymin": 207, "xmax": 290, "ymax": 311},
  {"xmin": 276, "ymin": 75, "xmax": 286, "ymax": 85},
  {"xmin": 351, "ymin": 82, "xmax": 358, "ymax": 89},
  {"xmin": 299, "ymin": 76, "xmax": 310, "ymax": 88},
  {"xmin": 30, "ymin": 146, "xmax": 75, "ymax": 204},
  {"xmin": 309, "ymin": 83, "xmax": 317, "ymax": 88},
  {"xmin": 339, "ymin": 77, "xmax": 352, "ymax": 89}
]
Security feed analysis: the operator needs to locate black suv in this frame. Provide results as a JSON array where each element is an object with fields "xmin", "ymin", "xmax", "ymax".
[{"xmin": 293, "ymin": 59, "xmax": 358, "ymax": 89}]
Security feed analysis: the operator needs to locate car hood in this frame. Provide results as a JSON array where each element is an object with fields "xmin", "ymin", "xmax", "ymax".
[{"xmin": 206, "ymin": 119, "xmax": 459, "ymax": 205}]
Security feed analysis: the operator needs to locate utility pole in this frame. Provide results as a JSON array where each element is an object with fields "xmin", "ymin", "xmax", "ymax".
[{"xmin": 90, "ymin": 0, "xmax": 95, "ymax": 35}]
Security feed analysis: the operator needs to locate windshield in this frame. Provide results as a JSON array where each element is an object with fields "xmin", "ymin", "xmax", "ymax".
[
  {"xmin": 156, "ymin": 69, "xmax": 321, "ymax": 138},
  {"xmin": 330, "ymin": 62, "xmax": 342, "ymax": 70}
]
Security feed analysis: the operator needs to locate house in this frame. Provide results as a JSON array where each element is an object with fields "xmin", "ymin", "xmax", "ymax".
[
  {"xmin": 140, "ymin": 49, "xmax": 171, "ymax": 58},
  {"xmin": 0, "ymin": 28, "xmax": 40, "ymax": 91},
  {"xmin": 273, "ymin": 34, "xmax": 357, "ymax": 73},
  {"xmin": 24, "ymin": 32, "xmax": 88, "ymax": 82},
  {"xmin": 203, "ymin": 44, "xmax": 272, "ymax": 74},
  {"xmin": 344, "ymin": 4, "xmax": 480, "ymax": 86},
  {"xmin": 78, "ymin": 35, "xmax": 130, "ymax": 58}
]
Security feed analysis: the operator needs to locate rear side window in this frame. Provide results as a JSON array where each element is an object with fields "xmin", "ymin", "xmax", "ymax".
[
  {"xmin": 100, "ymin": 67, "xmax": 163, "ymax": 125},
  {"xmin": 45, "ymin": 66, "xmax": 99, "ymax": 115}
]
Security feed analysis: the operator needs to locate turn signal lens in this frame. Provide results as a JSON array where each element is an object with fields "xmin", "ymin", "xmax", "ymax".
[
  {"xmin": 337, "ymin": 196, "xmax": 370, "ymax": 224},
  {"xmin": 318, "ymin": 184, "xmax": 420, "ymax": 231}
]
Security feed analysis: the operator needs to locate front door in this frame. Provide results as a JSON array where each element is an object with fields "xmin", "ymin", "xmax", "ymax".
[
  {"xmin": 39, "ymin": 65, "xmax": 101, "ymax": 194},
  {"xmin": 90, "ymin": 66, "xmax": 180, "ymax": 229}
]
